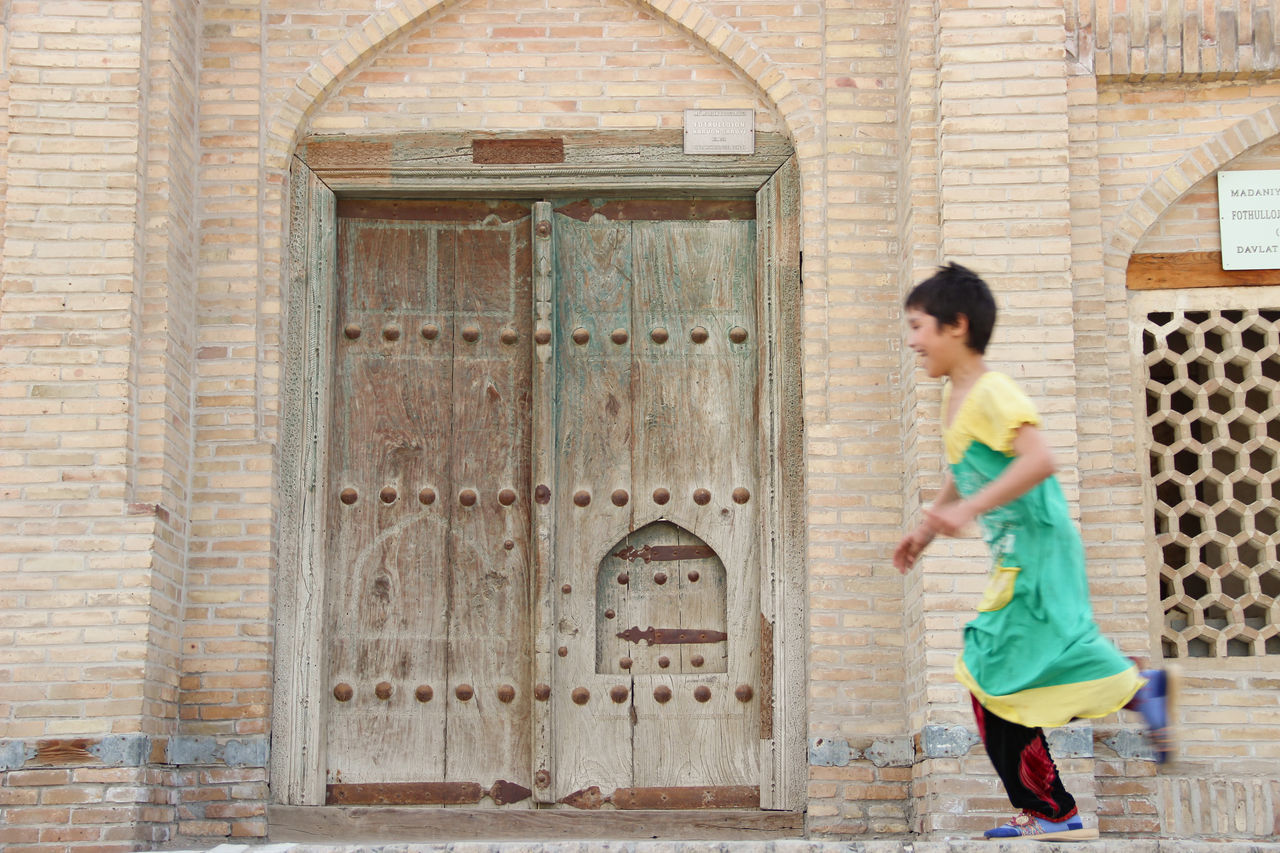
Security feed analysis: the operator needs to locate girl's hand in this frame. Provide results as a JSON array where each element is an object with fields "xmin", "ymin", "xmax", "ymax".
[
  {"xmin": 924, "ymin": 500, "xmax": 977, "ymax": 537},
  {"xmin": 893, "ymin": 524, "xmax": 935, "ymax": 573}
]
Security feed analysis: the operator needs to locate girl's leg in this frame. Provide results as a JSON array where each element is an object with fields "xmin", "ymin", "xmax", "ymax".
[
  {"xmin": 971, "ymin": 694, "xmax": 1077, "ymax": 821},
  {"xmin": 1125, "ymin": 665, "xmax": 1179, "ymax": 764}
]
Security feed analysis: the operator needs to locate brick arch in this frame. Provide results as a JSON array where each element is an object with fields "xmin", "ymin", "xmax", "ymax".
[
  {"xmin": 1106, "ymin": 104, "xmax": 1280, "ymax": 274},
  {"xmin": 264, "ymin": 0, "xmax": 812, "ymax": 172}
]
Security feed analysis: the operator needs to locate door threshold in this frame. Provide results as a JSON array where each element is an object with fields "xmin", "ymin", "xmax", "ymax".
[{"xmin": 268, "ymin": 805, "xmax": 804, "ymax": 842}]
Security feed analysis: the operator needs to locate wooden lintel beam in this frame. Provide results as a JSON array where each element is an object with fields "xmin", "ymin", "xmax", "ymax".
[{"xmin": 1127, "ymin": 251, "xmax": 1280, "ymax": 290}]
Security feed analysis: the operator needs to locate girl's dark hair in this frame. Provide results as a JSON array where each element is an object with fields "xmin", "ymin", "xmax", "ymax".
[{"xmin": 904, "ymin": 262, "xmax": 997, "ymax": 354}]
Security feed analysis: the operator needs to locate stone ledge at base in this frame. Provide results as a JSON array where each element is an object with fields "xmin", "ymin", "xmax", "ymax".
[{"xmin": 144, "ymin": 841, "xmax": 1280, "ymax": 853}]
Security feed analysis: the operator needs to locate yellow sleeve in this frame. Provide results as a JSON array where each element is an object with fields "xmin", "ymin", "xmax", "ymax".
[{"xmin": 968, "ymin": 372, "xmax": 1042, "ymax": 456}]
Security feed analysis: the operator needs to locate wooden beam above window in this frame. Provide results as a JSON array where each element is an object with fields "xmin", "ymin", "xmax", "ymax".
[{"xmin": 1127, "ymin": 251, "xmax": 1280, "ymax": 290}]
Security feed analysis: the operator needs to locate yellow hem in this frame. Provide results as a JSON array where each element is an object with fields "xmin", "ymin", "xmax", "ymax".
[{"xmin": 955, "ymin": 657, "xmax": 1145, "ymax": 728}]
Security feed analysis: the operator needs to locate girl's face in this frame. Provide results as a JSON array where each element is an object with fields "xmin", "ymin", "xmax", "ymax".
[{"xmin": 906, "ymin": 307, "xmax": 966, "ymax": 378}]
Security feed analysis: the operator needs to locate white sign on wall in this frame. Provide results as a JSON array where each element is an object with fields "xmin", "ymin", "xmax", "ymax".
[
  {"xmin": 1217, "ymin": 170, "xmax": 1280, "ymax": 270},
  {"xmin": 683, "ymin": 109, "xmax": 755, "ymax": 155}
]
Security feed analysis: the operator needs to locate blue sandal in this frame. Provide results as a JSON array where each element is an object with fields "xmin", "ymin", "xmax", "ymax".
[
  {"xmin": 1133, "ymin": 666, "xmax": 1179, "ymax": 764},
  {"xmin": 983, "ymin": 812, "xmax": 1099, "ymax": 841}
]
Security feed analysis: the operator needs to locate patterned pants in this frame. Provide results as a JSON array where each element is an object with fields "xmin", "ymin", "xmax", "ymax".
[{"xmin": 971, "ymin": 694, "xmax": 1078, "ymax": 821}]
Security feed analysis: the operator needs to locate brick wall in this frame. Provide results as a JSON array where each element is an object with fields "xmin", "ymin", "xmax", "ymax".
[
  {"xmin": 894, "ymin": 4, "xmax": 1280, "ymax": 840},
  {"xmin": 0, "ymin": 0, "xmax": 199, "ymax": 848},
  {"xmin": 1068, "ymin": 0, "xmax": 1280, "ymax": 80},
  {"xmin": 1135, "ymin": 127, "xmax": 1280, "ymax": 255},
  {"xmin": 303, "ymin": 1, "xmax": 786, "ymax": 135},
  {"xmin": 803, "ymin": 0, "xmax": 912, "ymax": 836},
  {"xmin": 897, "ymin": 0, "xmax": 940, "ymax": 755},
  {"xmin": 2, "ymin": 0, "xmax": 151, "ymax": 737},
  {"xmin": 1066, "ymin": 43, "xmax": 1161, "ymax": 840},
  {"xmin": 1094, "ymin": 81, "xmax": 1280, "ymax": 797},
  {"xmin": 2, "ymin": 0, "xmax": 1279, "ymax": 849},
  {"xmin": 1097, "ymin": 79, "xmax": 1280, "ymax": 832}
]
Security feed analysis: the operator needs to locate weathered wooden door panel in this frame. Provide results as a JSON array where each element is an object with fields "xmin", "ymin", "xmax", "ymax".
[
  {"xmin": 345, "ymin": 223, "xmax": 438, "ymax": 312},
  {"xmin": 629, "ymin": 219, "xmax": 759, "ymax": 790},
  {"xmin": 322, "ymin": 199, "xmax": 767, "ymax": 808},
  {"xmin": 549, "ymin": 214, "xmax": 634, "ymax": 797},
  {"xmin": 324, "ymin": 209, "xmax": 532, "ymax": 798},
  {"xmin": 549, "ymin": 211, "xmax": 761, "ymax": 801},
  {"xmin": 326, "ymin": 218, "xmax": 455, "ymax": 786},
  {"xmin": 445, "ymin": 221, "xmax": 533, "ymax": 787}
]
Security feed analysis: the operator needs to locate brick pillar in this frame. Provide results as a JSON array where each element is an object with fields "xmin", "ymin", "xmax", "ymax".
[
  {"xmin": 897, "ymin": 0, "xmax": 943, "ymax": 836},
  {"xmin": 0, "ymin": 0, "xmax": 149, "ymax": 701},
  {"xmin": 1065, "ymin": 50, "xmax": 1162, "ymax": 839},
  {"xmin": 0, "ymin": 0, "xmax": 200, "ymax": 849},
  {"xmin": 909, "ymin": 0, "xmax": 1090, "ymax": 838},
  {"xmin": 173, "ymin": 0, "xmax": 274, "ymax": 841},
  {"xmin": 802, "ymin": 0, "xmax": 919, "ymax": 837}
]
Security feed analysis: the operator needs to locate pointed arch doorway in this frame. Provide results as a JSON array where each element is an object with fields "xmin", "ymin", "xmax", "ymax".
[{"xmin": 272, "ymin": 132, "xmax": 805, "ymax": 839}]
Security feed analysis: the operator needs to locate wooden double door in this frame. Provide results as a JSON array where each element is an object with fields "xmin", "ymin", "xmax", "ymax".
[{"xmin": 322, "ymin": 196, "xmax": 767, "ymax": 809}]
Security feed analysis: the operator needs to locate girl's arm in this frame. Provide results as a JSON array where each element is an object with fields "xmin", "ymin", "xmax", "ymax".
[
  {"xmin": 932, "ymin": 470, "xmax": 960, "ymax": 510},
  {"xmin": 924, "ymin": 423, "xmax": 1056, "ymax": 537},
  {"xmin": 894, "ymin": 471, "xmax": 960, "ymax": 573}
]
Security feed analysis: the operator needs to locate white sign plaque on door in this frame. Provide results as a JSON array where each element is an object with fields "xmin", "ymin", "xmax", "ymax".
[
  {"xmin": 683, "ymin": 109, "xmax": 755, "ymax": 155},
  {"xmin": 1218, "ymin": 170, "xmax": 1280, "ymax": 270}
]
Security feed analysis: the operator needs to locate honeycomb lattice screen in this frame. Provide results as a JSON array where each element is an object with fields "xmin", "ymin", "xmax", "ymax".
[{"xmin": 1144, "ymin": 309, "xmax": 1280, "ymax": 658}]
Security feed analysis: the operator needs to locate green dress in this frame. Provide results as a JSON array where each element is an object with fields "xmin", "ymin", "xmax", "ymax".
[{"xmin": 946, "ymin": 371, "xmax": 1143, "ymax": 728}]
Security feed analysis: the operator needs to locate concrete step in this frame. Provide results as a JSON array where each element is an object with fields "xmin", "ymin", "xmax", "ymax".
[{"xmin": 149, "ymin": 841, "xmax": 1280, "ymax": 853}]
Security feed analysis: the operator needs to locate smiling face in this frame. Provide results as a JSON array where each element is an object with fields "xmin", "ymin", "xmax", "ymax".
[{"xmin": 906, "ymin": 307, "xmax": 969, "ymax": 378}]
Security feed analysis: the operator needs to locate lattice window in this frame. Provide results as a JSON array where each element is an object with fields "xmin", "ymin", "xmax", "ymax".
[{"xmin": 1143, "ymin": 309, "xmax": 1280, "ymax": 658}]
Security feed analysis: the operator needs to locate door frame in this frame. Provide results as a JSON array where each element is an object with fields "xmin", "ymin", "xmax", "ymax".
[{"xmin": 273, "ymin": 130, "xmax": 806, "ymax": 812}]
